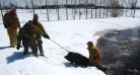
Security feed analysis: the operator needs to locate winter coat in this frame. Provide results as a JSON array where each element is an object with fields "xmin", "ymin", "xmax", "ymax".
[
  {"xmin": 87, "ymin": 46, "xmax": 102, "ymax": 65},
  {"xmin": 17, "ymin": 21, "xmax": 37, "ymax": 46},
  {"xmin": 17, "ymin": 21, "xmax": 49, "ymax": 46},
  {"xmin": 3, "ymin": 11, "xmax": 20, "ymax": 29},
  {"xmin": 31, "ymin": 21, "xmax": 49, "ymax": 40}
]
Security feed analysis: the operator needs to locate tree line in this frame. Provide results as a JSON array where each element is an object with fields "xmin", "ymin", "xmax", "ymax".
[{"xmin": 0, "ymin": 0, "xmax": 139, "ymax": 22}]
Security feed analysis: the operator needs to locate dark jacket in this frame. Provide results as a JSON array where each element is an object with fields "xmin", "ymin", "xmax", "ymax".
[
  {"xmin": 17, "ymin": 21, "xmax": 37, "ymax": 46},
  {"xmin": 31, "ymin": 21, "xmax": 49, "ymax": 39},
  {"xmin": 3, "ymin": 11, "xmax": 20, "ymax": 28},
  {"xmin": 17, "ymin": 21, "xmax": 49, "ymax": 46}
]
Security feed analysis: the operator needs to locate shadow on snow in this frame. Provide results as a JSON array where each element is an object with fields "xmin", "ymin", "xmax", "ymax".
[
  {"xmin": 0, "ymin": 46, "xmax": 11, "ymax": 50},
  {"xmin": 6, "ymin": 52, "xmax": 25, "ymax": 64}
]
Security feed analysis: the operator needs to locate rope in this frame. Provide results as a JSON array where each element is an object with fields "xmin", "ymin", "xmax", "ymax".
[{"xmin": 49, "ymin": 39, "xmax": 70, "ymax": 52}]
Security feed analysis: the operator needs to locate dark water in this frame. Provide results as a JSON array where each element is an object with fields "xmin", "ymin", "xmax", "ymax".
[{"xmin": 97, "ymin": 28, "xmax": 140, "ymax": 75}]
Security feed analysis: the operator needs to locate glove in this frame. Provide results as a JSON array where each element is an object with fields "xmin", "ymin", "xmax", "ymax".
[
  {"xmin": 16, "ymin": 43, "xmax": 21, "ymax": 50},
  {"xmin": 3, "ymin": 24, "xmax": 7, "ymax": 28},
  {"xmin": 43, "ymin": 34, "xmax": 50, "ymax": 39}
]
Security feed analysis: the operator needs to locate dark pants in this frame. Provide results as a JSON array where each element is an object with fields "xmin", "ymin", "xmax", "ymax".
[
  {"xmin": 37, "ymin": 39, "xmax": 44, "ymax": 56},
  {"xmin": 23, "ymin": 42, "xmax": 38, "ymax": 56}
]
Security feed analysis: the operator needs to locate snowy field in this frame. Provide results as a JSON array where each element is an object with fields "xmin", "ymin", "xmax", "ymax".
[{"xmin": 0, "ymin": 9, "xmax": 140, "ymax": 75}]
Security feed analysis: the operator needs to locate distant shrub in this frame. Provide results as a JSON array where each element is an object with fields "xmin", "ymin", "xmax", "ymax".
[
  {"xmin": 108, "ymin": 0, "xmax": 124, "ymax": 17},
  {"xmin": 110, "ymin": 8, "xmax": 123, "ymax": 17}
]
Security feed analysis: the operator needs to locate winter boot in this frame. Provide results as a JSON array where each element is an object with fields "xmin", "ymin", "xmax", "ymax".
[{"xmin": 40, "ymin": 53, "xmax": 44, "ymax": 56}]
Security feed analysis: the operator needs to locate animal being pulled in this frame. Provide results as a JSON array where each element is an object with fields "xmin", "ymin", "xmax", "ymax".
[
  {"xmin": 65, "ymin": 52, "xmax": 91, "ymax": 67},
  {"xmin": 65, "ymin": 52, "xmax": 108, "ymax": 73}
]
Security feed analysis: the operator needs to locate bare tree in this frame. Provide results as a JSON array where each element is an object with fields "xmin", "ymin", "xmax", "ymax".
[
  {"xmin": 79, "ymin": 0, "xmax": 81, "ymax": 19},
  {"xmin": 85, "ymin": 0, "xmax": 88, "ymax": 19},
  {"xmin": 31, "ymin": 0, "xmax": 35, "ymax": 14},
  {"xmin": 109, "ymin": 0, "xmax": 123, "ymax": 17},
  {"xmin": 53, "ymin": 0, "xmax": 57, "ymax": 13},
  {"xmin": 131, "ymin": 0, "xmax": 137, "ymax": 18},
  {"xmin": 94, "ymin": 0, "xmax": 97, "ymax": 18},
  {"xmin": 90, "ymin": 0, "xmax": 93, "ymax": 18},
  {"xmin": 45, "ymin": 0, "xmax": 49, "ymax": 21},
  {"xmin": 0, "ymin": 0, "xmax": 6, "ymax": 23},
  {"xmin": 102, "ymin": 0, "xmax": 106, "ymax": 18},
  {"xmin": 66, "ymin": 0, "xmax": 68, "ymax": 20},
  {"xmin": 98, "ymin": 0, "xmax": 102, "ymax": 18},
  {"xmin": 124, "ymin": 0, "xmax": 129, "ymax": 16},
  {"xmin": 71, "ymin": 0, "xmax": 74, "ymax": 19},
  {"xmin": 24, "ymin": 0, "xmax": 30, "ymax": 9},
  {"xmin": 73, "ymin": 0, "xmax": 76, "ymax": 19},
  {"xmin": 57, "ymin": 0, "xmax": 60, "ymax": 20}
]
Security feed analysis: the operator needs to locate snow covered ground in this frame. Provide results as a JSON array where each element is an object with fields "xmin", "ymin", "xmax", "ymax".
[{"xmin": 0, "ymin": 9, "xmax": 140, "ymax": 75}]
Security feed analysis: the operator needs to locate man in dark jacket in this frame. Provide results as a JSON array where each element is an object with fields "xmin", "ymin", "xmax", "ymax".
[
  {"xmin": 30, "ymin": 14, "xmax": 50, "ymax": 56},
  {"xmin": 17, "ymin": 21, "xmax": 38, "ymax": 56},
  {"xmin": 3, "ymin": 8, "xmax": 20, "ymax": 47},
  {"xmin": 17, "ymin": 14, "xmax": 50, "ymax": 56}
]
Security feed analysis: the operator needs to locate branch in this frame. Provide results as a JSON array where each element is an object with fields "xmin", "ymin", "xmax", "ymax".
[{"xmin": 1, "ymin": 0, "xmax": 7, "ymax": 7}]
